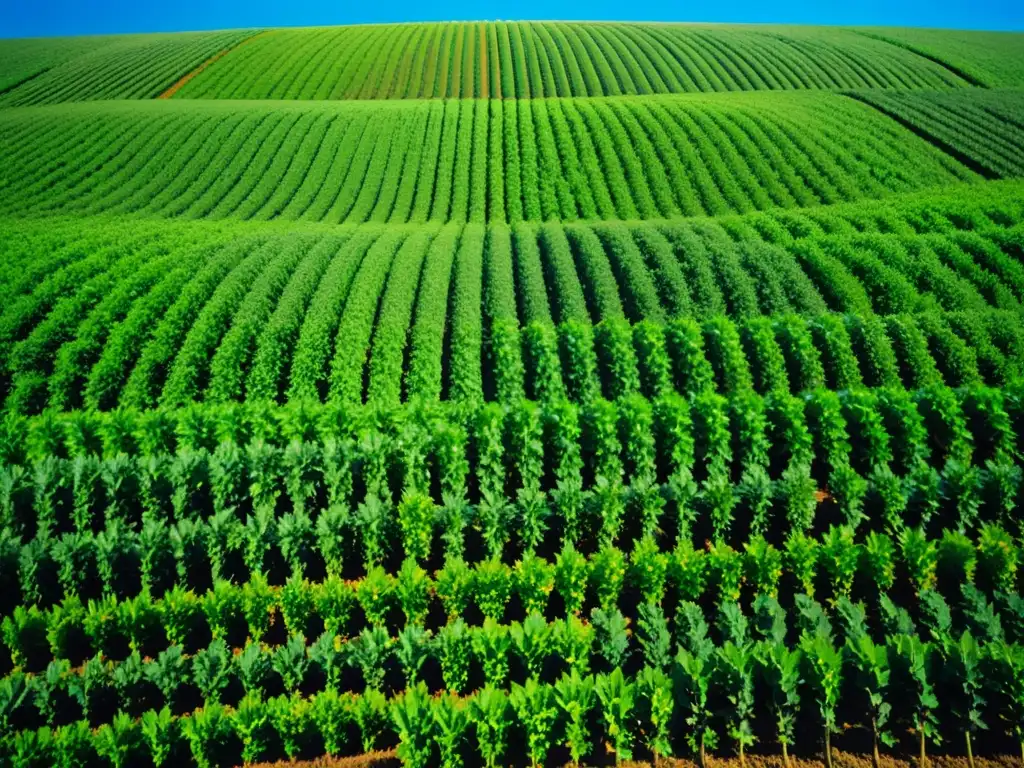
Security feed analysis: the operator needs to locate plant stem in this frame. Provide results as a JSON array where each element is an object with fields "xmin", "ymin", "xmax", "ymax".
[
  {"xmin": 739, "ymin": 740, "xmax": 746, "ymax": 768},
  {"xmin": 824, "ymin": 727, "xmax": 834, "ymax": 768},
  {"xmin": 966, "ymin": 731, "xmax": 975, "ymax": 768},
  {"xmin": 919, "ymin": 720, "xmax": 927, "ymax": 768},
  {"xmin": 699, "ymin": 734, "xmax": 706, "ymax": 768},
  {"xmin": 782, "ymin": 740, "xmax": 791, "ymax": 768},
  {"xmin": 872, "ymin": 719, "xmax": 880, "ymax": 768}
]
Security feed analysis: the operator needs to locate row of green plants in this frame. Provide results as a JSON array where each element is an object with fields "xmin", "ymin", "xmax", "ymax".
[
  {"xmin": 0, "ymin": 30, "xmax": 255, "ymax": 107},
  {"xmin": 4, "ymin": 521, "xmax": 1020, "ymax": 670},
  {"xmin": 489, "ymin": 310, "xmax": 1023, "ymax": 408},
  {"xmin": 852, "ymin": 89, "xmax": 1024, "ymax": 179},
  {"xmin": 0, "ymin": 90, "xmax": 975, "ymax": 230},
  {"xmin": 163, "ymin": 21, "xmax": 970, "ymax": 101},
  {"xmin": 3, "ymin": 382, "xmax": 1020, "ymax": 539},
  {"xmin": 5, "ymin": 196, "xmax": 1024, "ymax": 415},
  {"xmin": 4, "ymin": 618, "xmax": 1023, "ymax": 767}
]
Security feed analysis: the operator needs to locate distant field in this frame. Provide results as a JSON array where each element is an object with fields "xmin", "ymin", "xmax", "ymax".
[
  {"xmin": 5, "ymin": 22, "xmax": 1024, "ymax": 105},
  {"xmin": 168, "ymin": 22, "xmax": 975, "ymax": 99},
  {"xmin": 0, "ymin": 93, "xmax": 985, "ymax": 223},
  {"xmin": 0, "ymin": 30, "xmax": 253, "ymax": 105},
  {"xmin": 2, "ymin": 19, "xmax": 1024, "ymax": 768}
]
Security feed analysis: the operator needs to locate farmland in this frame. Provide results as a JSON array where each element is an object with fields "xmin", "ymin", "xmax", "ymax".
[{"xmin": 1, "ymin": 18, "xmax": 1024, "ymax": 768}]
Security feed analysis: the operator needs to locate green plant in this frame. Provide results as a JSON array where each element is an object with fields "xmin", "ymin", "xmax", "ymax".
[
  {"xmin": 892, "ymin": 638, "xmax": 937, "ymax": 768},
  {"xmin": 312, "ymin": 688, "xmax": 352, "ymax": 757},
  {"xmin": 945, "ymin": 631, "xmax": 987, "ymax": 768},
  {"xmin": 433, "ymin": 692, "xmax": 469, "ymax": 768},
  {"xmin": 474, "ymin": 558, "xmax": 512, "ymax": 622},
  {"xmin": 192, "ymin": 637, "xmax": 232, "ymax": 704},
  {"xmin": 436, "ymin": 619, "xmax": 471, "ymax": 693},
  {"xmin": 674, "ymin": 643, "xmax": 717, "ymax": 768},
  {"xmin": 589, "ymin": 544, "xmax": 625, "ymax": 609},
  {"xmin": 396, "ymin": 625, "xmax": 432, "ymax": 685},
  {"xmin": 351, "ymin": 625, "xmax": 392, "ymax": 691},
  {"xmin": 515, "ymin": 552, "xmax": 554, "ymax": 616},
  {"xmin": 716, "ymin": 642, "xmax": 756, "ymax": 766},
  {"xmin": 236, "ymin": 639, "xmax": 272, "ymax": 695},
  {"xmin": 352, "ymin": 688, "xmax": 388, "ymax": 753},
  {"xmin": 554, "ymin": 670, "xmax": 595, "ymax": 766},
  {"xmin": 435, "ymin": 556, "xmax": 472, "ymax": 620},
  {"xmin": 233, "ymin": 692, "xmax": 272, "ymax": 764},
  {"xmin": 801, "ymin": 634, "xmax": 842, "ymax": 768},
  {"xmin": 270, "ymin": 692, "xmax": 315, "ymax": 761},
  {"xmin": 511, "ymin": 612, "xmax": 553, "ymax": 679},
  {"xmin": 396, "ymin": 558, "xmax": 432, "ymax": 627},
  {"xmin": 183, "ymin": 701, "xmax": 236, "ymax": 768},
  {"xmin": 356, "ymin": 566, "xmax": 395, "ymax": 627},
  {"xmin": 636, "ymin": 665, "xmax": 674, "ymax": 760},
  {"xmin": 756, "ymin": 641, "xmax": 802, "ymax": 768},
  {"xmin": 595, "ymin": 667, "xmax": 635, "ymax": 763},
  {"xmin": 469, "ymin": 685, "xmax": 510, "ymax": 768},
  {"xmin": 145, "ymin": 644, "xmax": 189, "ymax": 707},
  {"xmin": 554, "ymin": 543, "xmax": 588, "ymax": 615},
  {"xmin": 510, "ymin": 678, "xmax": 559, "ymax": 768},
  {"xmin": 472, "ymin": 618, "xmax": 511, "ymax": 686},
  {"xmin": 985, "ymin": 641, "xmax": 1024, "ymax": 763},
  {"xmin": 273, "ymin": 633, "xmax": 309, "ymax": 691},
  {"xmin": 591, "ymin": 607, "xmax": 631, "ymax": 670},
  {"xmin": 845, "ymin": 634, "xmax": 894, "ymax": 768}
]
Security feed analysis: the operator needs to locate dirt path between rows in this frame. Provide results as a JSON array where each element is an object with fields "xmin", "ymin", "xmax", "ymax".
[{"xmin": 157, "ymin": 30, "xmax": 272, "ymax": 99}]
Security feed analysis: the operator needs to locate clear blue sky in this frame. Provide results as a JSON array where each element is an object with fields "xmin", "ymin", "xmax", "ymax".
[{"xmin": 1, "ymin": 0, "xmax": 1021, "ymax": 38}]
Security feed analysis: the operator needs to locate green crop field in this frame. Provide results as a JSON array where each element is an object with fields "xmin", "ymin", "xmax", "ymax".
[{"xmin": 1, "ymin": 18, "xmax": 1024, "ymax": 768}]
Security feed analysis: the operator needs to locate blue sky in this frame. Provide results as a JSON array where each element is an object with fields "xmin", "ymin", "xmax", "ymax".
[{"xmin": 1, "ymin": 0, "xmax": 1021, "ymax": 38}]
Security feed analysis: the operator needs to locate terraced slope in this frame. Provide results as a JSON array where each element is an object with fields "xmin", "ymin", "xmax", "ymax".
[{"xmin": 0, "ymin": 93, "xmax": 981, "ymax": 223}]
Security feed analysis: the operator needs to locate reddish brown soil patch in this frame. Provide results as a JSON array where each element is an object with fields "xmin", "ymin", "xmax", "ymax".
[
  {"xmin": 157, "ymin": 30, "xmax": 271, "ymax": 99},
  {"xmin": 245, "ymin": 749, "xmax": 398, "ymax": 768},
  {"xmin": 621, "ymin": 752, "xmax": 1020, "ymax": 768},
  {"xmin": 245, "ymin": 751, "xmax": 1019, "ymax": 768},
  {"xmin": 478, "ymin": 23, "xmax": 490, "ymax": 99}
]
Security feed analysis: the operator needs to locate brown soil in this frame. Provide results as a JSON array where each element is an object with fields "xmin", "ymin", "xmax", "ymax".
[
  {"xmin": 621, "ymin": 752, "xmax": 1021, "ymax": 768},
  {"xmin": 243, "ymin": 750, "xmax": 1020, "ymax": 768},
  {"xmin": 244, "ymin": 749, "xmax": 398, "ymax": 768},
  {"xmin": 157, "ymin": 30, "xmax": 270, "ymax": 99},
  {"xmin": 479, "ymin": 23, "xmax": 490, "ymax": 99}
]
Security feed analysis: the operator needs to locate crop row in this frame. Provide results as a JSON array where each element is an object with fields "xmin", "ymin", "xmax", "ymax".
[
  {"xmin": 0, "ymin": 30, "xmax": 255, "ymax": 107},
  {"xmin": 4, "ymin": 616, "xmax": 1022, "ymax": 768},
  {"xmin": 3, "ymin": 381, "xmax": 1022, "ymax": 554},
  {"xmin": 4, "ymin": 517, "xmax": 1021, "ymax": 662},
  {"xmin": 852, "ymin": 88, "xmax": 1024, "ymax": 179},
  {"xmin": 0, "ymin": 91, "xmax": 978, "ymax": 224},
  {"xmin": 2, "ymin": 526, "xmax": 1023, "ymax": 765},
  {"xmin": 167, "ymin": 22, "xmax": 974, "ymax": 101},
  {"xmin": 4, "ymin": 205, "xmax": 1024, "ymax": 412}
]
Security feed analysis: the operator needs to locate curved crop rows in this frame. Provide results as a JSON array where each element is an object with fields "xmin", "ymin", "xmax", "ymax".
[
  {"xmin": 0, "ymin": 30, "xmax": 254, "ymax": 106},
  {"xmin": 2, "ymin": 181, "xmax": 1024, "ymax": 414},
  {"xmin": 0, "ymin": 93, "xmax": 978, "ymax": 224},
  {"xmin": 3, "ymin": 18, "xmax": 1024, "ymax": 768},
  {"xmin": 851, "ymin": 89, "xmax": 1024, "ymax": 179},
  {"xmin": 168, "ymin": 21, "xmax": 977, "ymax": 100}
]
